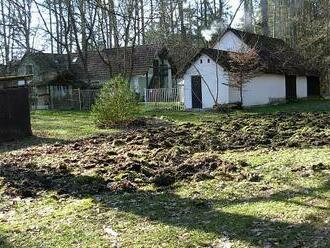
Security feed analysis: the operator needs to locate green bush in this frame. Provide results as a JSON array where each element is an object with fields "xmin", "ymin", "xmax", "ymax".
[{"xmin": 92, "ymin": 75, "xmax": 140, "ymax": 127}]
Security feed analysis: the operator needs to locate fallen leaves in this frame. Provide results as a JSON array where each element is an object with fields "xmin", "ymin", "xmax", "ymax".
[{"xmin": 104, "ymin": 226, "xmax": 119, "ymax": 237}]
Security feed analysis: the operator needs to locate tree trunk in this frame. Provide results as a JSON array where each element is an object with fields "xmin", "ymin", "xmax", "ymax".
[
  {"xmin": 0, "ymin": 0, "xmax": 10, "ymax": 66},
  {"xmin": 261, "ymin": 0, "xmax": 269, "ymax": 36},
  {"xmin": 140, "ymin": 0, "xmax": 145, "ymax": 44},
  {"xmin": 109, "ymin": 0, "xmax": 119, "ymax": 47},
  {"xmin": 289, "ymin": 0, "xmax": 298, "ymax": 48},
  {"xmin": 178, "ymin": 0, "xmax": 186, "ymax": 40},
  {"xmin": 244, "ymin": 0, "xmax": 253, "ymax": 32}
]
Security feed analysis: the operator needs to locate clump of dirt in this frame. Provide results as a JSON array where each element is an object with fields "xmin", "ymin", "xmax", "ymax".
[
  {"xmin": 291, "ymin": 163, "xmax": 329, "ymax": 177},
  {"xmin": 110, "ymin": 117, "xmax": 172, "ymax": 129},
  {"xmin": 0, "ymin": 112, "xmax": 329, "ymax": 197},
  {"xmin": 312, "ymin": 163, "xmax": 329, "ymax": 172}
]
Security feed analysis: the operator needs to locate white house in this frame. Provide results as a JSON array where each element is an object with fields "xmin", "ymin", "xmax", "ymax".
[{"xmin": 181, "ymin": 28, "xmax": 320, "ymax": 109}]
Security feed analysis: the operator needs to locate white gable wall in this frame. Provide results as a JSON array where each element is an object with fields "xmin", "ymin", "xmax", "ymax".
[
  {"xmin": 184, "ymin": 54, "xmax": 229, "ymax": 109},
  {"xmin": 213, "ymin": 31, "xmax": 249, "ymax": 52},
  {"xmin": 183, "ymin": 30, "xmax": 310, "ymax": 109}
]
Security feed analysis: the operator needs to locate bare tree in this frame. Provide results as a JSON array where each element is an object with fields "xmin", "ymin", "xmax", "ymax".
[
  {"xmin": 11, "ymin": 0, "xmax": 34, "ymax": 52},
  {"xmin": 226, "ymin": 48, "xmax": 262, "ymax": 105}
]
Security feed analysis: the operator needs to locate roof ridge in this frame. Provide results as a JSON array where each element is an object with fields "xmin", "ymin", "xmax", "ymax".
[
  {"xmin": 103, "ymin": 44, "xmax": 162, "ymax": 51},
  {"xmin": 227, "ymin": 28, "xmax": 286, "ymax": 43}
]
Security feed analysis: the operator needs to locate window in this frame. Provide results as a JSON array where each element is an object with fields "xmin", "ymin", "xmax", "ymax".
[
  {"xmin": 17, "ymin": 80, "xmax": 25, "ymax": 86},
  {"xmin": 200, "ymin": 59, "xmax": 203, "ymax": 64},
  {"xmin": 91, "ymin": 81, "xmax": 100, "ymax": 88},
  {"xmin": 25, "ymin": 64, "xmax": 33, "ymax": 74},
  {"xmin": 207, "ymin": 59, "xmax": 210, "ymax": 63}
]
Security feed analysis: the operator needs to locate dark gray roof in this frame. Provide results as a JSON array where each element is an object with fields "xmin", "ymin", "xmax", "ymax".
[
  {"xmin": 20, "ymin": 52, "xmax": 70, "ymax": 73},
  {"xmin": 75, "ymin": 45, "xmax": 168, "ymax": 81},
  {"xmin": 226, "ymin": 28, "xmax": 319, "ymax": 76},
  {"xmin": 179, "ymin": 29, "xmax": 319, "ymax": 77}
]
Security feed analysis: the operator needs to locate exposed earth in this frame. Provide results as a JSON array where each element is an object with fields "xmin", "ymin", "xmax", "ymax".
[{"xmin": 0, "ymin": 112, "xmax": 329, "ymax": 199}]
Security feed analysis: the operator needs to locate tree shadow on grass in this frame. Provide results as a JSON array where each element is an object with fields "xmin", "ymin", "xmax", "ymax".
[
  {"xmin": 0, "ymin": 135, "xmax": 68, "ymax": 153},
  {"xmin": 0, "ymin": 163, "xmax": 329, "ymax": 247},
  {"xmin": 222, "ymin": 181, "xmax": 330, "ymax": 211},
  {"xmin": 0, "ymin": 237, "xmax": 11, "ymax": 248},
  {"xmin": 107, "ymin": 190, "xmax": 329, "ymax": 247}
]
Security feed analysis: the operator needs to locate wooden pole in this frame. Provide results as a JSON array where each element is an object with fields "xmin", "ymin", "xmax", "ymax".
[{"xmin": 78, "ymin": 88, "xmax": 82, "ymax": 110}]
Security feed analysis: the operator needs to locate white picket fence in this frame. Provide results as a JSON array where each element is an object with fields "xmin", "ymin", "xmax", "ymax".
[{"xmin": 144, "ymin": 86, "xmax": 184, "ymax": 111}]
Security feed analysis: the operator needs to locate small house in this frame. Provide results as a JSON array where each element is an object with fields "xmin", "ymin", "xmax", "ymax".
[
  {"xmin": 75, "ymin": 44, "xmax": 175, "ymax": 96},
  {"xmin": 17, "ymin": 52, "xmax": 75, "ymax": 109},
  {"xmin": 16, "ymin": 45, "xmax": 175, "ymax": 109},
  {"xmin": 0, "ymin": 76, "xmax": 32, "ymax": 142},
  {"xmin": 0, "ymin": 75, "xmax": 33, "ymax": 89},
  {"xmin": 180, "ymin": 28, "xmax": 320, "ymax": 109}
]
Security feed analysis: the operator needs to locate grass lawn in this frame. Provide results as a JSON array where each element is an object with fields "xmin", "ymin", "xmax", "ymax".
[
  {"xmin": 0, "ymin": 99, "xmax": 329, "ymax": 247},
  {"xmin": 29, "ymin": 98, "xmax": 330, "ymax": 141},
  {"xmin": 31, "ymin": 110, "xmax": 114, "ymax": 140}
]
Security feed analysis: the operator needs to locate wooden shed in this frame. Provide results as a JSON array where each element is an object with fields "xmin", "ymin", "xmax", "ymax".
[
  {"xmin": 0, "ymin": 75, "xmax": 33, "ymax": 89},
  {"xmin": 0, "ymin": 75, "xmax": 33, "ymax": 142}
]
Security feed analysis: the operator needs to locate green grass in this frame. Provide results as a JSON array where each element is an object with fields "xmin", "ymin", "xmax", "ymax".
[
  {"xmin": 0, "ymin": 147, "xmax": 329, "ymax": 247},
  {"xmin": 246, "ymin": 98, "xmax": 330, "ymax": 113},
  {"xmin": 28, "ymin": 99, "xmax": 330, "ymax": 141},
  {"xmin": 144, "ymin": 98, "xmax": 330, "ymax": 123},
  {"xmin": 31, "ymin": 110, "xmax": 115, "ymax": 140},
  {"xmin": 0, "ymin": 99, "xmax": 329, "ymax": 247}
]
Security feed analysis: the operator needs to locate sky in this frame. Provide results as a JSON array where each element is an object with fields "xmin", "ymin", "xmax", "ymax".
[{"xmin": 228, "ymin": 0, "xmax": 245, "ymax": 27}]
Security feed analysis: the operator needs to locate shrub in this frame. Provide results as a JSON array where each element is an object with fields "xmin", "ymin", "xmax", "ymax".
[{"xmin": 92, "ymin": 75, "xmax": 140, "ymax": 127}]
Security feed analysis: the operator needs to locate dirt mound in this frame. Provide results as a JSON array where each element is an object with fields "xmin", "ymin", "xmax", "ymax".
[
  {"xmin": 0, "ymin": 112, "xmax": 329, "ymax": 197},
  {"xmin": 0, "ymin": 153, "xmax": 245, "ymax": 197}
]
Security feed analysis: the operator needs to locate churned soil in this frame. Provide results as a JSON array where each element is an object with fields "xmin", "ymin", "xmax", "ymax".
[{"xmin": 0, "ymin": 112, "xmax": 329, "ymax": 197}]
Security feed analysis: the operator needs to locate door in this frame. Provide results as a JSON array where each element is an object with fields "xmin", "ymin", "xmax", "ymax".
[
  {"xmin": 285, "ymin": 75, "xmax": 297, "ymax": 100},
  {"xmin": 191, "ymin": 76, "xmax": 202, "ymax": 109},
  {"xmin": 307, "ymin": 76, "xmax": 320, "ymax": 97},
  {"xmin": 152, "ymin": 59, "xmax": 160, "ymax": 88}
]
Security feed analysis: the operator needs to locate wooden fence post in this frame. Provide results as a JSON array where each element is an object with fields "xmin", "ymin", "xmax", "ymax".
[{"xmin": 78, "ymin": 88, "xmax": 82, "ymax": 111}]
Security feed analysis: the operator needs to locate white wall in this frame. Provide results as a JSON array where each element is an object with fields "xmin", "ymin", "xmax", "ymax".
[
  {"xmin": 184, "ymin": 54, "xmax": 229, "ymax": 109},
  {"xmin": 183, "ymin": 31, "xmax": 310, "ymax": 109},
  {"xmin": 228, "ymin": 86, "xmax": 241, "ymax": 103},
  {"xmin": 227, "ymin": 75, "xmax": 309, "ymax": 106},
  {"xmin": 184, "ymin": 59, "xmax": 309, "ymax": 108},
  {"xmin": 213, "ymin": 31, "xmax": 249, "ymax": 52},
  {"xmin": 297, "ymin": 76, "xmax": 308, "ymax": 98},
  {"xmin": 242, "ymin": 74, "xmax": 286, "ymax": 106},
  {"xmin": 184, "ymin": 56, "xmax": 289, "ymax": 108}
]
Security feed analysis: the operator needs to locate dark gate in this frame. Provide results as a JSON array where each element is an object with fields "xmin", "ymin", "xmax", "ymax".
[
  {"xmin": 0, "ymin": 87, "xmax": 32, "ymax": 142},
  {"xmin": 307, "ymin": 76, "xmax": 321, "ymax": 97},
  {"xmin": 285, "ymin": 75, "xmax": 297, "ymax": 100},
  {"xmin": 191, "ymin": 76, "xmax": 202, "ymax": 109}
]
